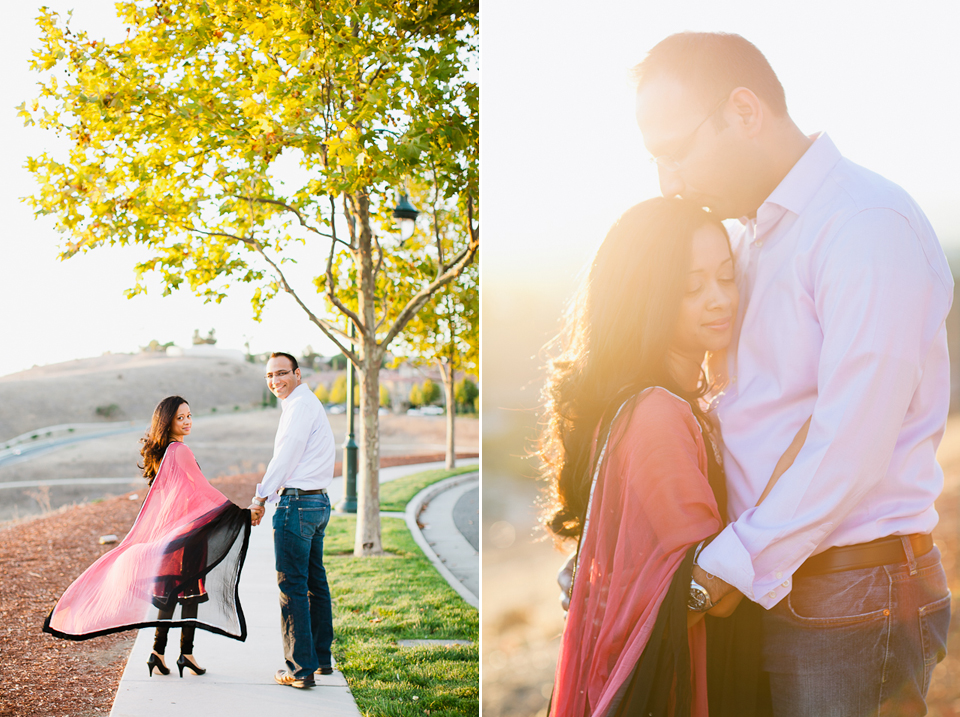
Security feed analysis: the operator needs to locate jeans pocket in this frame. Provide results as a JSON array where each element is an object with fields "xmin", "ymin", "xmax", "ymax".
[
  {"xmin": 298, "ymin": 504, "xmax": 328, "ymax": 539},
  {"xmin": 786, "ymin": 569, "xmax": 891, "ymax": 627},
  {"xmin": 920, "ymin": 593, "xmax": 951, "ymax": 694}
]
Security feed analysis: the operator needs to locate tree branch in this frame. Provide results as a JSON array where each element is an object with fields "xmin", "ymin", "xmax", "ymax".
[
  {"xmin": 253, "ymin": 235, "xmax": 356, "ymax": 360},
  {"xmin": 467, "ymin": 193, "xmax": 479, "ymax": 244},
  {"xmin": 343, "ymin": 193, "xmax": 358, "ymax": 247},
  {"xmin": 375, "ymin": 297, "xmax": 392, "ymax": 333},
  {"xmin": 324, "ymin": 195, "xmax": 363, "ymax": 331},
  {"xmin": 231, "ymin": 194, "xmax": 349, "ymax": 245},
  {"xmin": 431, "ymin": 164, "xmax": 444, "ymax": 274},
  {"xmin": 440, "ymin": 241, "xmax": 476, "ymax": 274},
  {"xmin": 180, "ymin": 220, "xmax": 355, "ymax": 359},
  {"xmin": 372, "ymin": 230, "xmax": 384, "ymax": 283},
  {"xmin": 187, "ymin": 226, "xmax": 256, "ymax": 245},
  {"xmin": 380, "ymin": 230, "xmax": 478, "ymax": 349}
]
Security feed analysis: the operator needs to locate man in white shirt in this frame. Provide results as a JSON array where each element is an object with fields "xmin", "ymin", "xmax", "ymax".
[
  {"xmin": 633, "ymin": 32, "xmax": 952, "ymax": 714},
  {"xmin": 249, "ymin": 352, "xmax": 337, "ymax": 689}
]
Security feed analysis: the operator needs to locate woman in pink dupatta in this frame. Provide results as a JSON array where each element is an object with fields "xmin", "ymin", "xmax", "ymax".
[
  {"xmin": 541, "ymin": 198, "xmax": 740, "ymax": 717},
  {"xmin": 44, "ymin": 396, "xmax": 250, "ymax": 679}
]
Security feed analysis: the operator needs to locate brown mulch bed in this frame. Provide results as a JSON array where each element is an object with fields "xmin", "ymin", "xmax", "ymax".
[{"xmin": 0, "ymin": 452, "xmax": 476, "ymax": 717}]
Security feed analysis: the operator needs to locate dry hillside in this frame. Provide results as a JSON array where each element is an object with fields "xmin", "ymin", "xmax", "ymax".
[{"xmin": 0, "ymin": 353, "xmax": 267, "ymax": 440}]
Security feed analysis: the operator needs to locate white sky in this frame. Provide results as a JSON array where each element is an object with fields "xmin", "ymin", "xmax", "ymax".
[
  {"xmin": 1, "ymin": 2, "xmax": 353, "ymax": 378},
  {"xmin": 483, "ymin": 1, "xmax": 960, "ymax": 292},
  {"xmin": 3, "ymin": 3, "xmax": 958, "ymax": 378}
]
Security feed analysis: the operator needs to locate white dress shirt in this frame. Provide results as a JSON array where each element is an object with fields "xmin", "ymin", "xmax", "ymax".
[
  {"xmin": 255, "ymin": 383, "xmax": 336, "ymax": 502},
  {"xmin": 697, "ymin": 133, "xmax": 954, "ymax": 609}
]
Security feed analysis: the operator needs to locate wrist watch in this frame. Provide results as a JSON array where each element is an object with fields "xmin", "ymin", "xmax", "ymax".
[
  {"xmin": 688, "ymin": 577, "xmax": 715, "ymax": 612},
  {"xmin": 252, "ymin": 496, "xmax": 266, "ymax": 508}
]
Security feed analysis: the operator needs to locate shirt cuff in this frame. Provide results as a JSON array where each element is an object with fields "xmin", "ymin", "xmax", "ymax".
[
  {"xmin": 255, "ymin": 484, "xmax": 281, "ymax": 504},
  {"xmin": 697, "ymin": 525, "xmax": 793, "ymax": 609}
]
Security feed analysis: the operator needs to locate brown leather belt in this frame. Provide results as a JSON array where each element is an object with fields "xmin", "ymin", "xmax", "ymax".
[
  {"xmin": 795, "ymin": 534, "xmax": 934, "ymax": 577},
  {"xmin": 279, "ymin": 487, "xmax": 327, "ymax": 496}
]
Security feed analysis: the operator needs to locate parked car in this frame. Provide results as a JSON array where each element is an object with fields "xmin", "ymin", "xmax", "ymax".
[{"xmin": 327, "ymin": 403, "xmax": 347, "ymax": 414}]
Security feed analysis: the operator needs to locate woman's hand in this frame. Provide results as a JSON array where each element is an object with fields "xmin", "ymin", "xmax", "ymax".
[
  {"xmin": 687, "ymin": 589, "xmax": 744, "ymax": 627},
  {"xmin": 248, "ymin": 503, "xmax": 265, "ymax": 526},
  {"xmin": 707, "ymin": 589, "xmax": 743, "ymax": 617},
  {"xmin": 557, "ymin": 552, "xmax": 576, "ymax": 612}
]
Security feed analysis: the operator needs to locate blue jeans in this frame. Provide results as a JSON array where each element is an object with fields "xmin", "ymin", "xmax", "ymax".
[
  {"xmin": 273, "ymin": 493, "xmax": 334, "ymax": 678},
  {"xmin": 762, "ymin": 543, "xmax": 951, "ymax": 717}
]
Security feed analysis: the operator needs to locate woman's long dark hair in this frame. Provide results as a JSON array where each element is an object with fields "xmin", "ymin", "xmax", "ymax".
[
  {"xmin": 540, "ymin": 197, "xmax": 729, "ymax": 539},
  {"xmin": 140, "ymin": 396, "xmax": 189, "ymax": 485}
]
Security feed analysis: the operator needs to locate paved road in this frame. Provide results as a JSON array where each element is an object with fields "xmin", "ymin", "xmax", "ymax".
[
  {"xmin": 453, "ymin": 486, "xmax": 479, "ymax": 550},
  {"xmin": 0, "ymin": 422, "xmax": 146, "ymax": 468},
  {"xmin": 414, "ymin": 475, "xmax": 480, "ymax": 606}
]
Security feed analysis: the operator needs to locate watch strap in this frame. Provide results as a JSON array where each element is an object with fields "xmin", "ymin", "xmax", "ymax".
[{"xmin": 688, "ymin": 578, "xmax": 714, "ymax": 612}]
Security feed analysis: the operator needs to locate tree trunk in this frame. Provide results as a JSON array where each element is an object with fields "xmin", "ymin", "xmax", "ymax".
[
  {"xmin": 354, "ymin": 341, "xmax": 383, "ymax": 556},
  {"xmin": 440, "ymin": 361, "xmax": 456, "ymax": 469},
  {"xmin": 353, "ymin": 192, "xmax": 384, "ymax": 557}
]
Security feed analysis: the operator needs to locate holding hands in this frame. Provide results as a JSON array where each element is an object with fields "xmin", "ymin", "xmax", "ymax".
[{"xmin": 249, "ymin": 498, "xmax": 266, "ymax": 527}]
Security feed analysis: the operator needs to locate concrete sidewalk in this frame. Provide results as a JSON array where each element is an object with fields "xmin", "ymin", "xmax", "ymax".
[{"xmin": 109, "ymin": 459, "xmax": 478, "ymax": 717}]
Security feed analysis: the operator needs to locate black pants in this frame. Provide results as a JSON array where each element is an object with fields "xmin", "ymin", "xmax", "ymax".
[
  {"xmin": 705, "ymin": 600, "xmax": 773, "ymax": 717},
  {"xmin": 152, "ymin": 602, "xmax": 198, "ymax": 655}
]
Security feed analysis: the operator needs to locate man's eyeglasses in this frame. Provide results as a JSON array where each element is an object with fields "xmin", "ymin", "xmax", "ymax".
[
  {"xmin": 649, "ymin": 96, "xmax": 727, "ymax": 172},
  {"xmin": 265, "ymin": 369, "xmax": 293, "ymax": 381}
]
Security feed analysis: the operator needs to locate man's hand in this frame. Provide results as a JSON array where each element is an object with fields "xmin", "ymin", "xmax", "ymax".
[
  {"xmin": 249, "ymin": 503, "xmax": 265, "ymax": 526},
  {"xmin": 692, "ymin": 564, "xmax": 735, "ymax": 604}
]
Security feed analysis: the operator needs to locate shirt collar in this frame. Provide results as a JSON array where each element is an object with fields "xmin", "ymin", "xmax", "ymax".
[
  {"xmin": 281, "ymin": 382, "xmax": 309, "ymax": 409},
  {"xmin": 760, "ymin": 132, "xmax": 842, "ymax": 219},
  {"xmin": 736, "ymin": 132, "xmax": 843, "ymax": 230}
]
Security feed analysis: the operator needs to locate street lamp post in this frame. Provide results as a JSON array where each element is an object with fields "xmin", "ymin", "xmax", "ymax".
[
  {"xmin": 392, "ymin": 193, "xmax": 419, "ymax": 242},
  {"xmin": 337, "ymin": 322, "xmax": 358, "ymax": 513}
]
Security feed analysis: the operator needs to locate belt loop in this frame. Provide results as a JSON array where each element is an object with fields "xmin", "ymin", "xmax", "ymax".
[{"xmin": 901, "ymin": 535, "xmax": 918, "ymax": 575}]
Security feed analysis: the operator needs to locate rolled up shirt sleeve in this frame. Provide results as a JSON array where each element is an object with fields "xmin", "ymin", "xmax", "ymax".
[{"xmin": 698, "ymin": 208, "xmax": 953, "ymax": 608}]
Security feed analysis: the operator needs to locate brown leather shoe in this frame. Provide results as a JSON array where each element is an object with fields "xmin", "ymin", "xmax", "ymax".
[{"xmin": 275, "ymin": 669, "xmax": 315, "ymax": 688}]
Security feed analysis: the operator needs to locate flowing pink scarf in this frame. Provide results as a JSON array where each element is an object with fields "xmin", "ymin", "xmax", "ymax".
[
  {"xmin": 44, "ymin": 441, "xmax": 250, "ymax": 641},
  {"xmin": 551, "ymin": 389, "xmax": 722, "ymax": 717}
]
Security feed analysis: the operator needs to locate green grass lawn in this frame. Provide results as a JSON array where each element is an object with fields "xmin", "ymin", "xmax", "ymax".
[
  {"xmin": 378, "ymin": 464, "xmax": 478, "ymax": 513},
  {"xmin": 324, "ymin": 477, "xmax": 478, "ymax": 716}
]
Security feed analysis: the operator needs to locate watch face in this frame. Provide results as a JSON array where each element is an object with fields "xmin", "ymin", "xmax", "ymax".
[{"xmin": 688, "ymin": 583, "xmax": 711, "ymax": 612}]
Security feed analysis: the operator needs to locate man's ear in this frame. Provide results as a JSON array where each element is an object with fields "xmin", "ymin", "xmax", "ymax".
[
  {"xmin": 728, "ymin": 86, "xmax": 764, "ymax": 139},
  {"xmin": 295, "ymin": 368, "xmax": 302, "ymax": 382}
]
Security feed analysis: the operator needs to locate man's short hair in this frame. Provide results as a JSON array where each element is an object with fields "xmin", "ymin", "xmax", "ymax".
[
  {"xmin": 269, "ymin": 351, "xmax": 299, "ymax": 371},
  {"xmin": 632, "ymin": 32, "xmax": 787, "ymax": 118}
]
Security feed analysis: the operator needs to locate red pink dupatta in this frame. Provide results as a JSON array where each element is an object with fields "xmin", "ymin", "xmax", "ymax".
[
  {"xmin": 551, "ymin": 388, "xmax": 722, "ymax": 717},
  {"xmin": 44, "ymin": 441, "xmax": 250, "ymax": 641}
]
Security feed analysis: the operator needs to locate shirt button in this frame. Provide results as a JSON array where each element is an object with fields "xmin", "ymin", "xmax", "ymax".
[
  {"xmin": 776, "ymin": 571, "xmax": 782, "ymax": 579},
  {"xmin": 755, "ymin": 240, "xmax": 764, "ymax": 247},
  {"xmin": 731, "ymin": 376, "xmax": 738, "ymax": 384},
  {"xmin": 782, "ymin": 581, "xmax": 789, "ymax": 588}
]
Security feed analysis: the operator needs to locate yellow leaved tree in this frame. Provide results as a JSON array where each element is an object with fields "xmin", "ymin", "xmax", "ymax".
[{"xmin": 22, "ymin": 0, "xmax": 478, "ymax": 556}]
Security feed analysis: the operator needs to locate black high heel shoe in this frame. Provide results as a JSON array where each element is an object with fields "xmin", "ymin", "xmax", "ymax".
[
  {"xmin": 147, "ymin": 652, "xmax": 170, "ymax": 676},
  {"xmin": 177, "ymin": 654, "xmax": 206, "ymax": 677}
]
